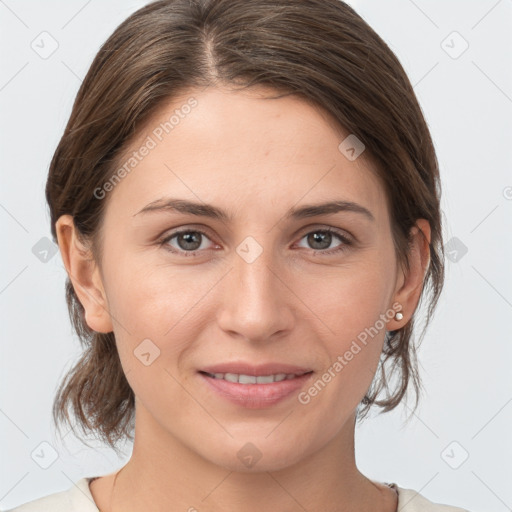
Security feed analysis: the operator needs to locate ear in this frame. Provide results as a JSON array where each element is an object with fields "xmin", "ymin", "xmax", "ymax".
[
  {"xmin": 389, "ymin": 218, "xmax": 431, "ymax": 329},
  {"xmin": 56, "ymin": 215, "xmax": 113, "ymax": 333}
]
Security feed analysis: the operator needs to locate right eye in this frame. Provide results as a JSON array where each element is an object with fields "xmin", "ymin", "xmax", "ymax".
[{"xmin": 160, "ymin": 229, "xmax": 217, "ymax": 257}]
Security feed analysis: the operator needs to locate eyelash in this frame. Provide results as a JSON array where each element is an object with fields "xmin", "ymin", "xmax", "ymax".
[{"xmin": 158, "ymin": 227, "xmax": 353, "ymax": 258}]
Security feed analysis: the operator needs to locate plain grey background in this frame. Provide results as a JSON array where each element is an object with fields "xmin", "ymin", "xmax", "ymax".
[{"xmin": 1, "ymin": 1, "xmax": 511, "ymax": 511}]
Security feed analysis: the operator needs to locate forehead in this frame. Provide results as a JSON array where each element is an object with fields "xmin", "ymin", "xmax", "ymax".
[{"xmin": 106, "ymin": 85, "xmax": 388, "ymax": 224}]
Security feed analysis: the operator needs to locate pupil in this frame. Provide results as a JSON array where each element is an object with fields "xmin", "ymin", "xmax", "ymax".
[
  {"xmin": 309, "ymin": 232, "xmax": 331, "ymax": 250},
  {"xmin": 179, "ymin": 232, "xmax": 201, "ymax": 250}
]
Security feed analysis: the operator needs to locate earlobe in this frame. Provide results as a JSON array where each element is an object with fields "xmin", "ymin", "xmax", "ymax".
[
  {"xmin": 56, "ymin": 215, "xmax": 113, "ymax": 334},
  {"xmin": 389, "ymin": 219, "xmax": 431, "ymax": 329}
]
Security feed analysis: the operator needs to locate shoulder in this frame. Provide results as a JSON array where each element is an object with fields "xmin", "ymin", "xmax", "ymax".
[
  {"xmin": 394, "ymin": 484, "xmax": 472, "ymax": 512},
  {"xmin": 2, "ymin": 478, "xmax": 99, "ymax": 512}
]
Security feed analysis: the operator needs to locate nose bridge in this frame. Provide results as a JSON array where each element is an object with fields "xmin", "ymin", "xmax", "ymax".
[{"xmin": 217, "ymin": 236, "xmax": 292, "ymax": 341}]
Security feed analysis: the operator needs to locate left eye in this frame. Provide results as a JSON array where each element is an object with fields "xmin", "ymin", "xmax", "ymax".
[
  {"xmin": 160, "ymin": 228, "xmax": 351, "ymax": 256},
  {"xmin": 296, "ymin": 229, "xmax": 350, "ymax": 252}
]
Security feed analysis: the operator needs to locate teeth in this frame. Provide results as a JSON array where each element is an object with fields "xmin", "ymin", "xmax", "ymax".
[
  {"xmin": 256, "ymin": 375, "xmax": 274, "ymax": 384},
  {"xmin": 207, "ymin": 372, "xmax": 303, "ymax": 384},
  {"xmin": 239, "ymin": 374, "xmax": 257, "ymax": 384}
]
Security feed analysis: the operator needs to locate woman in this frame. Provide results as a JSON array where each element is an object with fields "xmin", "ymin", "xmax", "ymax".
[{"xmin": 6, "ymin": 0, "xmax": 471, "ymax": 510}]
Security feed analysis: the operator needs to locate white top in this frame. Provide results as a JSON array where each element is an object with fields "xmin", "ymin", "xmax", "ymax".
[{"xmin": 3, "ymin": 477, "xmax": 471, "ymax": 512}]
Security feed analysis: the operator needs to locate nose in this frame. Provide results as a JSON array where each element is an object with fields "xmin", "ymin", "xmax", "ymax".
[{"xmin": 216, "ymin": 242, "xmax": 295, "ymax": 344}]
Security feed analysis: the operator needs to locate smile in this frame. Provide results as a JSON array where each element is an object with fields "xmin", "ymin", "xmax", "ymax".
[
  {"xmin": 202, "ymin": 371, "xmax": 310, "ymax": 384},
  {"xmin": 199, "ymin": 370, "xmax": 314, "ymax": 408}
]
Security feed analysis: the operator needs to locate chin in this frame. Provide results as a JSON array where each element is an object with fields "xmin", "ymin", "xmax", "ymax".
[{"xmin": 203, "ymin": 438, "xmax": 312, "ymax": 473}]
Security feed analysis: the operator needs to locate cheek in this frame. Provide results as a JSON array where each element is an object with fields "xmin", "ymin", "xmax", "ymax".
[
  {"xmin": 102, "ymin": 257, "xmax": 200, "ymax": 412},
  {"xmin": 293, "ymin": 254, "xmax": 393, "ymax": 399},
  {"xmin": 102, "ymin": 252, "xmax": 214, "ymax": 365},
  {"xmin": 294, "ymin": 252, "xmax": 393, "ymax": 342},
  {"xmin": 103, "ymin": 248, "xmax": 184, "ymax": 329}
]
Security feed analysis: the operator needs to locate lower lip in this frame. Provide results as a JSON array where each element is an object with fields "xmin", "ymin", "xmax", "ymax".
[{"xmin": 199, "ymin": 372, "xmax": 314, "ymax": 409}]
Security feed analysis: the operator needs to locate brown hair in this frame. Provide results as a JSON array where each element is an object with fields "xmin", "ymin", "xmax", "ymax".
[{"xmin": 47, "ymin": 0, "xmax": 444, "ymax": 451}]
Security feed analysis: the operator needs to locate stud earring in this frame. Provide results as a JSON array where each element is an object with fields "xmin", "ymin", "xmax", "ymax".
[{"xmin": 394, "ymin": 311, "xmax": 404, "ymax": 321}]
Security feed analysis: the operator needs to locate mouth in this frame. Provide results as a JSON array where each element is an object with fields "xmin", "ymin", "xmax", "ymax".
[
  {"xmin": 197, "ymin": 366, "xmax": 314, "ymax": 409},
  {"xmin": 199, "ymin": 370, "xmax": 312, "ymax": 384}
]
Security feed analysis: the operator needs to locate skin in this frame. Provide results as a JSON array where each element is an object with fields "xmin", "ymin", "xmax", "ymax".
[{"xmin": 56, "ymin": 85, "xmax": 430, "ymax": 512}]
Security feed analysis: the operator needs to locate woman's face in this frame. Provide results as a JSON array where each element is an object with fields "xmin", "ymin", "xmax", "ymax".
[{"xmin": 67, "ymin": 85, "xmax": 425, "ymax": 471}]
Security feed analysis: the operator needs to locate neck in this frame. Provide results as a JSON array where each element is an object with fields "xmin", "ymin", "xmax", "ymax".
[{"xmin": 107, "ymin": 403, "xmax": 390, "ymax": 512}]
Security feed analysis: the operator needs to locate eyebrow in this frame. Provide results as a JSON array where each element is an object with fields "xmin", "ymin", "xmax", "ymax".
[{"xmin": 134, "ymin": 198, "xmax": 375, "ymax": 222}]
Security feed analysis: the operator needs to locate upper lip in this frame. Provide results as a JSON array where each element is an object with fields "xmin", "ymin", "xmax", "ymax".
[{"xmin": 199, "ymin": 362, "xmax": 313, "ymax": 376}]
